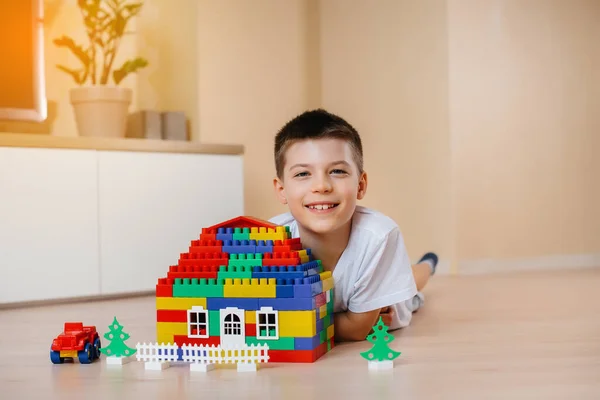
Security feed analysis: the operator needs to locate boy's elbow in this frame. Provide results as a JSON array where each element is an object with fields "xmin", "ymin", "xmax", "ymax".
[
  {"xmin": 335, "ymin": 329, "xmax": 367, "ymax": 342},
  {"xmin": 342, "ymin": 320, "xmax": 375, "ymax": 342},
  {"xmin": 334, "ymin": 309, "xmax": 380, "ymax": 342},
  {"xmin": 351, "ymin": 329, "xmax": 370, "ymax": 342}
]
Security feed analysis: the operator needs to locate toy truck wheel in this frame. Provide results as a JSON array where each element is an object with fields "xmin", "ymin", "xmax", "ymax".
[
  {"xmin": 93, "ymin": 338, "xmax": 101, "ymax": 360},
  {"xmin": 78, "ymin": 342, "xmax": 93, "ymax": 364},
  {"xmin": 50, "ymin": 350, "xmax": 64, "ymax": 364}
]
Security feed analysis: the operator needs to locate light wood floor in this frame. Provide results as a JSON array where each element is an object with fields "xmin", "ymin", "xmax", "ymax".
[{"xmin": 1, "ymin": 268, "xmax": 598, "ymax": 399}]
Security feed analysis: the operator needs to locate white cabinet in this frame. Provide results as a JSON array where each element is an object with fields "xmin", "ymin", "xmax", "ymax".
[
  {"xmin": 0, "ymin": 148, "xmax": 100, "ymax": 303},
  {"xmin": 0, "ymin": 146, "xmax": 244, "ymax": 304},
  {"xmin": 97, "ymin": 151, "xmax": 244, "ymax": 295}
]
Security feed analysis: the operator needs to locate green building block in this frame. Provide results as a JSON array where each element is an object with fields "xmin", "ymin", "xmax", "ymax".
[
  {"xmin": 209, "ymin": 310, "xmax": 220, "ymax": 336},
  {"xmin": 246, "ymin": 336, "xmax": 295, "ymax": 350},
  {"xmin": 173, "ymin": 278, "xmax": 225, "ymax": 298},
  {"xmin": 327, "ymin": 293, "xmax": 334, "ymax": 315},
  {"xmin": 327, "ymin": 339, "xmax": 332, "ymax": 352},
  {"xmin": 232, "ymin": 227, "xmax": 250, "ymax": 241},
  {"xmin": 314, "ymin": 260, "xmax": 324, "ymax": 273},
  {"xmin": 228, "ymin": 254, "xmax": 263, "ymax": 269},
  {"xmin": 323, "ymin": 314, "xmax": 331, "ymax": 328},
  {"xmin": 320, "ymin": 329, "xmax": 327, "ymax": 344},
  {"xmin": 217, "ymin": 265, "xmax": 253, "ymax": 279}
]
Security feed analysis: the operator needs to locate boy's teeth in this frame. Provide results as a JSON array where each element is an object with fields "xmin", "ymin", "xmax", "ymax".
[{"xmin": 309, "ymin": 204, "xmax": 335, "ymax": 210}]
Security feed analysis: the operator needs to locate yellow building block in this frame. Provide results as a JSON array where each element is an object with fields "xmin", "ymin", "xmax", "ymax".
[
  {"xmin": 249, "ymin": 226, "xmax": 288, "ymax": 242},
  {"xmin": 319, "ymin": 270, "xmax": 332, "ymax": 279},
  {"xmin": 245, "ymin": 310, "xmax": 256, "ymax": 323},
  {"xmin": 297, "ymin": 249, "xmax": 308, "ymax": 258},
  {"xmin": 327, "ymin": 324, "xmax": 334, "ymax": 340},
  {"xmin": 319, "ymin": 304, "xmax": 327, "ymax": 318},
  {"xmin": 156, "ymin": 297, "xmax": 206, "ymax": 310},
  {"xmin": 157, "ymin": 322, "xmax": 187, "ymax": 343},
  {"xmin": 296, "ymin": 250, "xmax": 310, "ymax": 264},
  {"xmin": 223, "ymin": 278, "xmax": 277, "ymax": 298},
  {"xmin": 322, "ymin": 277, "xmax": 334, "ymax": 292},
  {"xmin": 279, "ymin": 310, "xmax": 316, "ymax": 337}
]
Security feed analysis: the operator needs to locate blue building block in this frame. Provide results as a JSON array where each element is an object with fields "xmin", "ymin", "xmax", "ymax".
[
  {"xmin": 216, "ymin": 233, "xmax": 233, "ymax": 241},
  {"xmin": 255, "ymin": 240, "xmax": 274, "ymax": 254},
  {"xmin": 222, "ymin": 239, "xmax": 257, "ymax": 254},
  {"xmin": 207, "ymin": 297, "xmax": 260, "ymax": 310},
  {"xmin": 251, "ymin": 265, "xmax": 306, "ymax": 280},
  {"xmin": 258, "ymin": 297, "xmax": 315, "ymax": 311},
  {"xmin": 294, "ymin": 334, "xmax": 321, "ymax": 350},
  {"xmin": 316, "ymin": 315, "xmax": 324, "ymax": 333},
  {"xmin": 275, "ymin": 279, "xmax": 294, "ymax": 298},
  {"xmin": 293, "ymin": 275, "xmax": 323, "ymax": 298},
  {"xmin": 252, "ymin": 272, "xmax": 305, "ymax": 280}
]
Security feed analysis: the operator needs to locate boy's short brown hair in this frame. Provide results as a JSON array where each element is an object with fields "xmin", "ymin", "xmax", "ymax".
[{"xmin": 274, "ymin": 109, "xmax": 364, "ymax": 179}]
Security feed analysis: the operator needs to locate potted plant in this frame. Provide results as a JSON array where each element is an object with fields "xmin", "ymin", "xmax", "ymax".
[{"xmin": 53, "ymin": 0, "xmax": 148, "ymax": 138}]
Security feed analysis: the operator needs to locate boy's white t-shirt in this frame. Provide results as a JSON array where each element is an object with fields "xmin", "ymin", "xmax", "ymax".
[{"xmin": 269, "ymin": 205, "xmax": 419, "ymax": 329}]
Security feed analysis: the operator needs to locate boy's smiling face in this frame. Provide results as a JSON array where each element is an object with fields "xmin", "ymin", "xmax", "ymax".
[{"xmin": 273, "ymin": 138, "xmax": 367, "ymax": 235}]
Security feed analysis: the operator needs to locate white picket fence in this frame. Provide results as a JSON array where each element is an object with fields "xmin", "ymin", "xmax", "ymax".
[
  {"xmin": 135, "ymin": 342, "xmax": 269, "ymax": 372},
  {"xmin": 181, "ymin": 343, "xmax": 269, "ymax": 365},
  {"xmin": 136, "ymin": 342, "xmax": 179, "ymax": 363}
]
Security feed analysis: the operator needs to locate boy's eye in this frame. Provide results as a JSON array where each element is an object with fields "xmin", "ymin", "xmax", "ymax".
[
  {"xmin": 294, "ymin": 171, "xmax": 309, "ymax": 177},
  {"xmin": 331, "ymin": 169, "xmax": 347, "ymax": 174}
]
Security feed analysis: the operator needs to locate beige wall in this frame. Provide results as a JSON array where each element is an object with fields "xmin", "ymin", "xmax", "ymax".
[
  {"xmin": 136, "ymin": 0, "xmax": 199, "ymax": 139},
  {"xmin": 195, "ymin": 0, "xmax": 312, "ymax": 220},
  {"xmin": 448, "ymin": 0, "xmax": 600, "ymax": 262},
  {"xmin": 3, "ymin": 0, "xmax": 599, "ymax": 272},
  {"xmin": 318, "ymin": 0, "xmax": 600, "ymax": 270},
  {"xmin": 319, "ymin": 0, "xmax": 454, "ymax": 267}
]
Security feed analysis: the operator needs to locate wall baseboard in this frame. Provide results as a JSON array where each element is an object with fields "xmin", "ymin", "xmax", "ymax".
[
  {"xmin": 0, "ymin": 290, "xmax": 154, "ymax": 310},
  {"xmin": 457, "ymin": 253, "xmax": 600, "ymax": 275}
]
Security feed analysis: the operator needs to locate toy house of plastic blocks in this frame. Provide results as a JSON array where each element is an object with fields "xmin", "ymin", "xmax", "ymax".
[{"xmin": 155, "ymin": 216, "xmax": 335, "ymax": 363}]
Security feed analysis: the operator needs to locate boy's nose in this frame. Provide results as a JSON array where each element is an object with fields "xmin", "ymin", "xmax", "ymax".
[{"xmin": 312, "ymin": 176, "xmax": 333, "ymax": 193}]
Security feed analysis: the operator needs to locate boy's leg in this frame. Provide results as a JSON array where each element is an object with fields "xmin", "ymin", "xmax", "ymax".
[
  {"xmin": 412, "ymin": 252, "xmax": 438, "ymax": 291},
  {"xmin": 412, "ymin": 263, "xmax": 431, "ymax": 291},
  {"xmin": 379, "ymin": 253, "xmax": 439, "ymax": 327}
]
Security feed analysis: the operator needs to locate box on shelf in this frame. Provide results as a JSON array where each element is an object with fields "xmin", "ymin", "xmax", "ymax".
[
  {"xmin": 161, "ymin": 111, "xmax": 188, "ymax": 141},
  {"xmin": 126, "ymin": 110, "xmax": 162, "ymax": 140}
]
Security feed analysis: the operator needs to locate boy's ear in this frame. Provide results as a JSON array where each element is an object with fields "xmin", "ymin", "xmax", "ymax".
[
  {"xmin": 273, "ymin": 177, "xmax": 288, "ymax": 204},
  {"xmin": 357, "ymin": 171, "xmax": 368, "ymax": 200}
]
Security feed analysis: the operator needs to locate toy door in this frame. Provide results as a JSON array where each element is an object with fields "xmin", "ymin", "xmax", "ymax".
[{"xmin": 220, "ymin": 307, "xmax": 245, "ymax": 347}]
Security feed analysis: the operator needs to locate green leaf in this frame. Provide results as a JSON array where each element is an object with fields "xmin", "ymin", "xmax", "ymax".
[
  {"xmin": 53, "ymin": 36, "xmax": 91, "ymax": 67},
  {"xmin": 112, "ymin": 57, "xmax": 148, "ymax": 85},
  {"xmin": 56, "ymin": 65, "xmax": 85, "ymax": 85},
  {"xmin": 124, "ymin": 3, "xmax": 143, "ymax": 17}
]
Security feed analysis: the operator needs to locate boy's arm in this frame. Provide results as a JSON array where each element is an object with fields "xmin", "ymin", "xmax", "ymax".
[{"xmin": 334, "ymin": 309, "xmax": 381, "ymax": 342}]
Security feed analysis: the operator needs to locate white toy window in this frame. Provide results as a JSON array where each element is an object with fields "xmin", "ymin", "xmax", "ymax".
[
  {"xmin": 187, "ymin": 306, "xmax": 209, "ymax": 338},
  {"xmin": 256, "ymin": 307, "xmax": 279, "ymax": 340},
  {"xmin": 224, "ymin": 313, "xmax": 242, "ymax": 335}
]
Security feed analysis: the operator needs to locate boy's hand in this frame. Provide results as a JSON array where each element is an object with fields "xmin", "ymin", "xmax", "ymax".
[{"xmin": 379, "ymin": 306, "xmax": 394, "ymax": 327}]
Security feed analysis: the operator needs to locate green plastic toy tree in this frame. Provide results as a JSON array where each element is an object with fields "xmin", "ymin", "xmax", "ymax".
[
  {"xmin": 360, "ymin": 317, "xmax": 401, "ymax": 362},
  {"xmin": 100, "ymin": 316, "xmax": 137, "ymax": 358}
]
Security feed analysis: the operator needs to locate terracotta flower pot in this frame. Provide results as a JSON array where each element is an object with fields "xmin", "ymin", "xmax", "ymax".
[{"xmin": 70, "ymin": 86, "xmax": 132, "ymax": 138}]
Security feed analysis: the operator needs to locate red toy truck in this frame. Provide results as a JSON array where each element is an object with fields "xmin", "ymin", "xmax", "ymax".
[{"xmin": 50, "ymin": 322, "xmax": 101, "ymax": 364}]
